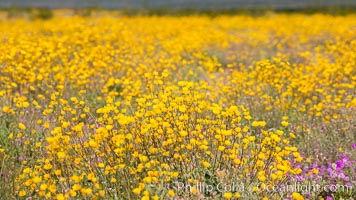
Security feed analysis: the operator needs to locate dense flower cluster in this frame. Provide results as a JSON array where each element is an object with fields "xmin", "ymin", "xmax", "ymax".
[
  {"xmin": 0, "ymin": 12, "xmax": 355, "ymax": 199},
  {"xmin": 294, "ymin": 144, "xmax": 356, "ymax": 199}
]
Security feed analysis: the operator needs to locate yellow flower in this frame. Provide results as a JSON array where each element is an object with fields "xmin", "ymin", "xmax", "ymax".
[
  {"xmin": 70, "ymin": 97, "xmax": 78, "ymax": 104},
  {"xmin": 258, "ymin": 175, "xmax": 266, "ymax": 182},
  {"xmin": 55, "ymin": 169, "xmax": 61, "ymax": 176},
  {"xmin": 19, "ymin": 190, "xmax": 26, "ymax": 197},
  {"xmin": 70, "ymin": 175, "xmax": 81, "ymax": 183},
  {"xmin": 49, "ymin": 184, "xmax": 57, "ymax": 193},
  {"xmin": 259, "ymin": 121, "xmax": 267, "ymax": 127},
  {"xmin": 70, "ymin": 190, "xmax": 77, "ymax": 197},
  {"xmin": 167, "ymin": 189, "xmax": 175, "ymax": 197},
  {"xmin": 126, "ymin": 133, "xmax": 133, "ymax": 140},
  {"xmin": 56, "ymin": 194, "xmax": 65, "ymax": 200},
  {"xmin": 270, "ymin": 173, "xmax": 278, "ymax": 180},
  {"xmin": 32, "ymin": 176, "xmax": 42, "ymax": 183},
  {"xmin": 89, "ymin": 140, "xmax": 99, "ymax": 149},
  {"xmin": 179, "ymin": 130, "xmax": 188, "ymax": 137},
  {"xmin": 179, "ymin": 105, "xmax": 187, "ymax": 112},
  {"xmin": 72, "ymin": 184, "xmax": 81, "ymax": 191},
  {"xmin": 3, "ymin": 106, "xmax": 10, "ymax": 112},
  {"xmin": 85, "ymin": 188, "xmax": 92, "ymax": 195},
  {"xmin": 99, "ymin": 190, "xmax": 105, "ymax": 196},
  {"xmin": 289, "ymin": 132, "xmax": 296, "ymax": 138},
  {"xmin": 292, "ymin": 192, "xmax": 304, "ymax": 200},
  {"xmin": 281, "ymin": 121, "xmax": 289, "ymax": 127},
  {"xmin": 57, "ymin": 151, "xmax": 66, "ymax": 159},
  {"xmin": 218, "ymin": 146, "xmax": 225, "ymax": 151},
  {"xmin": 133, "ymin": 188, "xmax": 141, "ymax": 195},
  {"xmin": 43, "ymin": 163, "xmax": 53, "ymax": 170},
  {"xmin": 18, "ymin": 123, "xmax": 26, "ymax": 130},
  {"xmin": 235, "ymin": 192, "xmax": 241, "ymax": 198},
  {"xmin": 40, "ymin": 184, "xmax": 48, "ymax": 191},
  {"xmin": 141, "ymin": 195, "xmax": 150, "ymax": 200},
  {"xmin": 202, "ymin": 161, "xmax": 211, "ymax": 168},
  {"xmin": 251, "ymin": 121, "xmax": 259, "ymax": 127},
  {"xmin": 223, "ymin": 192, "xmax": 233, "ymax": 199},
  {"xmin": 312, "ymin": 168, "xmax": 319, "ymax": 174},
  {"xmin": 43, "ymin": 122, "xmax": 50, "ymax": 129}
]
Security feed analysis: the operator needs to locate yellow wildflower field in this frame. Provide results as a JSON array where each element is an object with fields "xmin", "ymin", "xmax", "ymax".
[{"xmin": 0, "ymin": 13, "xmax": 355, "ymax": 199}]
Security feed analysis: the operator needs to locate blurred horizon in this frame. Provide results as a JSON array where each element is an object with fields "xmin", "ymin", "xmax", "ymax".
[{"xmin": 0, "ymin": 0, "xmax": 355, "ymax": 9}]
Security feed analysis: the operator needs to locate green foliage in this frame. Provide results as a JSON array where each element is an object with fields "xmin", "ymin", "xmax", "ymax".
[{"xmin": 35, "ymin": 8, "xmax": 53, "ymax": 20}]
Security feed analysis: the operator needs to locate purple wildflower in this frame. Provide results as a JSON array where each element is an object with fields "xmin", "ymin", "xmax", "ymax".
[
  {"xmin": 335, "ymin": 160, "xmax": 344, "ymax": 170},
  {"xmin": 18, "ymin": 156, "xmax": 24, "ymax": 162},
  {"xmin": 352, "ymin": 143, "xmax": 356, "ymax": 149}
]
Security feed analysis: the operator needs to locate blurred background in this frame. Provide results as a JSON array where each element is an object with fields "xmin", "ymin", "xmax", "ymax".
[
  {"xmin": 0, "ymin": 0, "xmax": 355, "ymax": 18},
  {"xmin": 0, "ymin": 0, "xmax": 355, "ymax": 9}
]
